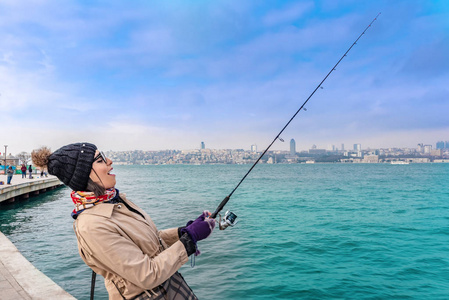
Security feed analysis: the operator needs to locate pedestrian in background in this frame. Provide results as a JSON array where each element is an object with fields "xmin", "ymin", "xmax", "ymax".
[
  {"xmin": 7, "ymin": 166, "xmax": 14, "ymax": 185},
  {"xmin": 21, "ymin": 164, "xmax": 27, "ymax": 178},
  {"xmin": 28, "ymin": 165, "xmax": 33, "ymax": 179},
  {"xmin": 40, "ymin": 168, "xmax": 48, "ymax": 177}
]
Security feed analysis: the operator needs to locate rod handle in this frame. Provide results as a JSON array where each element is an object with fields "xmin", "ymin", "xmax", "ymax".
[{"xmin": 211, "ymin": 196, "xmax": 230, "ymax": 219}]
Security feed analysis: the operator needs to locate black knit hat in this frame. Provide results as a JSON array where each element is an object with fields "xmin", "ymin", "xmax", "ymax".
[{"xmin": 47, "ymin": 143, "xmax": 97, "ymax": 191}]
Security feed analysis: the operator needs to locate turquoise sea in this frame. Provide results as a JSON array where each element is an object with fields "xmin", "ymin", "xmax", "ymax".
[{"xmin": 1, "ymin": 164, "xmax": 449, "ymax": 299}]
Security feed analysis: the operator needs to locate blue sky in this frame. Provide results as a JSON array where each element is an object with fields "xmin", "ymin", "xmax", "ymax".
[{"xmin": 1, "ymin": 0, "xmax": 448, "ymax": 154}]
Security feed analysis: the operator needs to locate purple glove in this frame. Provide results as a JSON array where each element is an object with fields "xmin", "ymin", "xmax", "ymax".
[{"xmin": 181, "ymin": 211, "xmax": 215, "ymax": 244}]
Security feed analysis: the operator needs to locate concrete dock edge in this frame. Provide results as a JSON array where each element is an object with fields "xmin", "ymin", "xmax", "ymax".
[
  {"xmin": 0, "ymin": 231, "xmax": 76, "ymax": 300},
  {"xmin": 0, "ymin": 175, "xmax": 62, "ymax": 204}
]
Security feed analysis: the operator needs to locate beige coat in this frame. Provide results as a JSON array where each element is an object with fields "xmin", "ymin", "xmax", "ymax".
[{"xmin": 73, "ymin": 194, "xmax": 189, "ymax": 299}]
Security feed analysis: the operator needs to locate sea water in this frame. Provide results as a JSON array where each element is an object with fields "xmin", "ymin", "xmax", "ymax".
[{"xmin": 1, "ymin": 164, "xmax": 448, "ymax": 299}]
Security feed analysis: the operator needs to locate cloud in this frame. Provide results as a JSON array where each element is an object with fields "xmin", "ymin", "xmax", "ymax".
[
  {"xmin": 401, "ymin": 37, "xmax": 449, "ymax": 78},
  {"xmin": 263, "ymin": 1, "xmax": 314, "ymax": 27}
]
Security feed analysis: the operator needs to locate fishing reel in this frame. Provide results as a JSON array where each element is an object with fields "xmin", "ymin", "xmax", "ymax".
[{"xmin": 218, "ymin": 210, "xmax": 238, "ymax": 230}]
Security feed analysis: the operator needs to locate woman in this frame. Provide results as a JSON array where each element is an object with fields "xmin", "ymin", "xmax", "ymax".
[
  {"xmin": 28, "ymin": 164, "xmax": 33, "ymax": 179},
  {"xmin": 31, "ymin": 143, "xmax": 215, "ymax": 299}
]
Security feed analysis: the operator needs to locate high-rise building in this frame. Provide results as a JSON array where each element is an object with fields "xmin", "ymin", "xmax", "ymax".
[
  {"xmin": 200, "ymin": 142, "xmax": 205, "ymax": 150},
  {"xmin": 354, "ymin": 144, "xmax": 361, "ymax": 151},
  {"xmin": 436, "ymin": 141, "xmax": 445, "ymax": 149},
  {"xmin": 251, "ymin": 144, "xmax": 257, "ymax": 152},
  {"xmin": 341, "ymin": 143, "xmax": 344, "ymax": 151},
  {"xmin": 290, "ymin": 139, "xmax": 296, "ymax": 156},
  {"xmin": 417, "ymin": 143, "xmax": 424, "ymax": 153}
]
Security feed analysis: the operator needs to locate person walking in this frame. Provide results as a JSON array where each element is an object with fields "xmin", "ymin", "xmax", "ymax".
[
  {"xmin": 31, "ymin": 143, "xmax": 215, "ymax": 299},
  {"xmin": 6, "ymin": 166, "xmax": 14, "ymax": 185},
  {"xmin": 28, "ymin": 164, "xmax": 33, "ymax": 179},
  {"xmin": 21, "ymin": 164, "xmax": 27, "ymax": 178}
]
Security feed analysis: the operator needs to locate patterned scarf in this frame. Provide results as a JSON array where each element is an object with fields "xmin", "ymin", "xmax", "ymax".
[{"xmin": 71, "ymin": 188, "xmax": 119, "ymax": 219}]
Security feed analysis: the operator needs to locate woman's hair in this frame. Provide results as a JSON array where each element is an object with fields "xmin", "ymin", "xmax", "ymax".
[
  {"xmin": 86, "ymin": 178, "xmax": 106, "ymax": 197},
  {"xmin": 31, "ymin": 146, "xmax": 52, "ymax": 168}
]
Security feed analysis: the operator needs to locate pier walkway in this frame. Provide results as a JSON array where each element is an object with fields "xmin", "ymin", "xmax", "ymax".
[
  {"xmin": 0, "ymin": 175, "xmax": 76, "ymax": 299},
  {"xmin": 0, "ymin": 175, "xmax": 62, "ymax": 204},
  {"xmin": 0, "ymin": 231, "xmax": 76, "ymax": 300}
]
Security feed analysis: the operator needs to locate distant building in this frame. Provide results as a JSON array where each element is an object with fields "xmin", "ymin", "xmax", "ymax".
[
  {"xmin": 424, "ymin": 145, "xmax": 432, "ymax": 154},
  {"xmin": 309, "ymin": 148, "xmax": 326, "ymax": 154},
  {"xmin": 200, "ymin": 142, "xmax": 205, "ymax": 150},
  {"xmin": 417, "ymin": 143, "xmax": 424, "ymax": 153},
  {"xmin": 344, "ymin": 150, "xmax": 362, "ymax": 158},
  {"xmin": 436, "ymin": 141, "xmax": 445, "ymax": 149},
  {"xmin": 2, "ymin": 154, "xmax": 20, "ymax": 166},
  {"xmin": 341, "ymin": 143, "xmax": 345, "ymax": 151},
  {"xmin": 290, "ymin": 139, "xmax": 296, "ymax": 156},
  {"xmin": 431, "ymin": 149, "xmax": 442, "ymax": 157},
  {"xmin": 354, "ymin": 144, "xmax": 361, "ymax": 151},
  {"xmin": 251, "ymin": 144, "xmax": 257, "ymax": 153}
]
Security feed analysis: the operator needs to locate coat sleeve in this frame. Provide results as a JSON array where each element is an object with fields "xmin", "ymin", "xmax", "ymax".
[
  {"xmin": 158, "ymin": 227, "xmax": 180, "ymax": 247},
  {"xmin": 76, "ymin": 218, "xmax": 189, "ymax": 291}
]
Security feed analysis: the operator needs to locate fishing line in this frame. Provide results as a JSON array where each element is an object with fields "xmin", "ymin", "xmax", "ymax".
[{"xmin": 211, "ymin": 13, "xmax": 381, "ymax": 220}]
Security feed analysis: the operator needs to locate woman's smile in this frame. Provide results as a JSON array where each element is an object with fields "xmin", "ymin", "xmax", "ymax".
[{"xmin": 90, "ymin": 150, "xmax": 116, "ymax": 189}]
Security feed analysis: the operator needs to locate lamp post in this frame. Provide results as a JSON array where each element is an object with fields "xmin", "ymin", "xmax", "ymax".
[{"xmin": 3, "ymin": 145, "xmax": 7, "ymax": 174}]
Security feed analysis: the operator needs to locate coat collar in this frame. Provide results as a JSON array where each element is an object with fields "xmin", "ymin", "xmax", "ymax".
[{"xmin": 79, "ymin": 201, "xmax": 115, "ymax": 218}]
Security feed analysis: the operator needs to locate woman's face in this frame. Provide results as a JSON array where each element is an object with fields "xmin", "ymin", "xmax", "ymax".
[{"xmin": 90, "ymin": 150, "xmax": 116, "ymax": 189}]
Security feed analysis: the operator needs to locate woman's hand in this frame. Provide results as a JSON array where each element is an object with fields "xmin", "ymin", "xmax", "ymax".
[{"xmin": 181, "ymin": 211, "xmax": 215, "ymax": 244}]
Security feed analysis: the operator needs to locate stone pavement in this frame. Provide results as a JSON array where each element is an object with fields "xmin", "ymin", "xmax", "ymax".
[{"xmin": 0, "ymin": 257, "xmax": 31, "ymax": 300}]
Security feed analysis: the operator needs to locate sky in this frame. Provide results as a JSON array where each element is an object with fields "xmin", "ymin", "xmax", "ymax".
[{"xmin": 1, "ymin": 0, "xmax": 448, "ymax": 154}]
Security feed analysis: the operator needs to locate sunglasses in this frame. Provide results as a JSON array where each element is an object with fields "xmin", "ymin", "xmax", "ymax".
[{"xmin": 94, "ymin": 151, "xmax": 108, "ymax": 163}]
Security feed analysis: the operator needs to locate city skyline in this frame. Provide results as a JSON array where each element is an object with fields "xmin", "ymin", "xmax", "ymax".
[
  {"xmin": 1, "ymin": 1, "xmax": 449, "ymax": 154},
  {"xmin": 1, "ymin": 138, "xmax": 448, "ymax": 157}
]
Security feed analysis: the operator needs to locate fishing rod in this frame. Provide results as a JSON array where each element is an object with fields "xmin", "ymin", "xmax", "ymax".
[{"xmin": 211, "ymin": 13, "xmax": 381, "ymax": 225}]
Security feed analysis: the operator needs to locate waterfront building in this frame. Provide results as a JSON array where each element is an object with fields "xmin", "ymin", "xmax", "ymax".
[
  {"xmin": 363, "ymin": 155, "xmax": 379, "ymax": 163},
  {"xmin": 290, "ymin": 139, "xmax": 296, "ymax": 156},
  {"xmin": 409, "ymin": 157, "xmax": 431, "ymax": 163}
]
